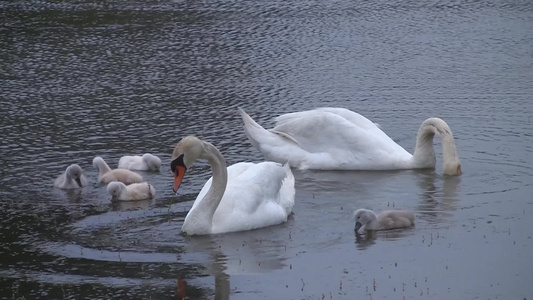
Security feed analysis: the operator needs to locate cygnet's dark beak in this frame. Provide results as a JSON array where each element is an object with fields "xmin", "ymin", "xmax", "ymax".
[
  {"xmin": 354, "ymin": 221, "xmax": 363, "ymax": 233},
  {"xmin": 75, "ymin": 177, "xmax": 83, "ymax": 187}
]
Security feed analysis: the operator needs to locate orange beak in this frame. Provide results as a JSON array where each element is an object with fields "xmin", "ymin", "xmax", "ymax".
[{"xmin": 173, "ymin": 165, "xmax": 187, "ymax": 194}]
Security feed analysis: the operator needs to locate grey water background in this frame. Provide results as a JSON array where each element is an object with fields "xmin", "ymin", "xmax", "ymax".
[{"xmin": 1, "ymin": 0, "xmax": 532, "ymax": 299}]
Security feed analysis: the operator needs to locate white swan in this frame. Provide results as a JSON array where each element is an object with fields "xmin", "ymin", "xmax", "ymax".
[
  {"xmin": 107, "ymin": 181, "xmax": 155, "ymax": 201},
  {"xmin": 171, "ymin": 136, "xmax": 295, "ymax": 235},
  {"xmin": 240, "ymin": 107, "xmax": 462, "ymax": 176},
  {"xmin": 118, "ymin": 153, "xmax": 161, "ymax": 171},
  {"xmin": 354, "ymin": 208, "xmax": 415, "ymax": 234},
  {"xmin": 54, "ymin": 164, "xmax": 88, "ymax": 189},
  {"xmin": 92, "ymin": 156, "xmax": 143, "ymax": 184}
]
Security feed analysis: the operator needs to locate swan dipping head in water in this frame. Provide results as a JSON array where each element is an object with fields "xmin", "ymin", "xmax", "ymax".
[
  {"xmin": 118, "ymin": 153, "xmax": 161, "ymax": 171},
  {"xmin": 107, "ymin": 181, "xmax": 155, "ymax": 201},
  {"xmin": 412, "ymin": 117, "xmax": 462, "ymax": 176},
  {"xmin": 54, "ymin": 164, "xmax": 88, "ymax": 189},
  {"xmin": 240, "ymin": 107, "xmax": 462, "ymax": 176}
]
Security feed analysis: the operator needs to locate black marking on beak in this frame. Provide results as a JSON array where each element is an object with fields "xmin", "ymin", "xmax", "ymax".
[
  {"xmin": 354, "ymin": 221, "xmax": 363, "ymax": 233},
  {"xmin": 170, "ymin": 154, "xmax": 187, "ymax": 173},
  {"xmin": 75, "ymin": 177, "xmax": 82, "ymax": 187}
]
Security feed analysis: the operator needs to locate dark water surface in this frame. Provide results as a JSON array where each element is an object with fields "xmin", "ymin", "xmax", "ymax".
[{"xmin": 1, "ymin": 0, "xmax": 532, "ymax": 299}]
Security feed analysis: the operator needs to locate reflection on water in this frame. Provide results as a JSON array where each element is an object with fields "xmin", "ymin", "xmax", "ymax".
[
  {"xmin": 415, "ymin": 170, "xmax": 460, "ymax": 224},
  {"xmin": 176, "ymin": 271, "xmax": 229, "ymax": 300},
  {"xmin": 353, "ymin": 224, "xmax": 418, "ymax": 250},
  {"xmin": 214, "ymin": 272, "xmax": 231, "ymax": 300},
  {"xmin": 110, "ymin": 198, "xmax": 156, "ymax": 211},
  {"xmin": 184, "ymin": 229, "xmax": 289, "ymax": 276},
  {"xmin": 51, "ymin": 187, "xmax": 85, "ymax": 203},
  {"xmin": 354, "ymin": 230, "xmax": 378, "ymax": 250},
  {"xmin": 38, "ymin": 200, "xmax": 290, "ymax": 298}
]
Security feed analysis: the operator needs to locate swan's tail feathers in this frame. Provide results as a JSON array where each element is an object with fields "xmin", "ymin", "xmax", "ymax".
[
  {"xmin": 279, "ymin": 162, "xmax": 296, "ymax": 215},
  {"xmin": 239, "ymin": 108, "xmax": 271, "ymax": 150}
]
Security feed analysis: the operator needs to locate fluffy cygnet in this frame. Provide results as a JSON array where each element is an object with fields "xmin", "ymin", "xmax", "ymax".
[
  {"xmin": 118, "ymin": 153, "xmax": 161, "ymax": 171},
  {"xmin": 107, "ymin": 181, "xmax": 156, "ymax": 201},
  {"xmin": 92, "ymin": 156, "xmax": 143, "ymax": 184},
  {"xmin": 54, "ymin": 164, "xmax": 89, "ymax": 189},
  {"xmin": 354, "ymin": 208, "xmax": 415, "ymax": 234}
]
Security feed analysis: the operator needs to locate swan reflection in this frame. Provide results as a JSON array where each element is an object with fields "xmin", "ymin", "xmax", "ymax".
[
  {"xmin": 354, "ymin": 227, "xmax": 416, "ymax": 250},
  {"xmin": 181, "ymin": 227, "xmax": 290, "ymax": 300},
  {"xmin": 415, "ymin": 170, "xmax": 460, "ymax": 224},
  {"xmin": 110, "ymin": 197, "xmax": 156, "ymax": 211}
]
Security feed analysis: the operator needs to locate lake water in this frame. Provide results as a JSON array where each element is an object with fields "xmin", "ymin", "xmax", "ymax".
[{"xmin": 1, "ymin": 0, "xmax": 532, "ymax": 299}]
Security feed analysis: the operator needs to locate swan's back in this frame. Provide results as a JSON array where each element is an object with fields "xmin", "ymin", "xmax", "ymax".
[
  {"xmin": 118, "ymin": 154, "xmax": 161, "ymax": 171},
  {"xmin": 124, "ymin": 182, "xmax": 155, "ymax": 200},
  {"xmin": 273, "ymin": 108, "xmax": 398, "ymax": 152},
  {"xmin": 118, "ymin": 155, "xmax": 144, "ymax": 170},
  {"xmin": 377, "ymin": 210, "xmax": 415, "ymax": 230},
  {"xmin": 270, "ymin": 108, "xmax": 412, "ymax": 169},
  {"xmin": 100, "ymin": 169, "xmax": 143, "ymax": 185},
  {"xmin": 275, "ymin": 107, "xmax": 376, "ymax": 130},
  {"xmin": 192, "ymin": 161, "xmax": 295, "ymax": 234},
  {"xmin": 108, "ymin": 182, "xmax": 155, "ymax": 201}
]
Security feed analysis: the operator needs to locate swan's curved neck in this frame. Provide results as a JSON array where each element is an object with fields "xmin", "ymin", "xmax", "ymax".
[
  {"xmin": 186, "ymin": 142, "xmax": 228, "ymax": 234},
  {"xmin": 118, "ymin": 184, "xmax": 127, "ymax": 199},
  {"xmin": 96, "ymin": 159, "xmax": 111, "ymax": 176},
  {"xmin": 367, "ymin": 211, "xmax": 380, "ymax": 230},
  {"xmin": 412, "ymin": 122, "xmax": 437, "ymax": 168},
  {"xmin": 412, "ymin": 118, "xmax": 461, "ymax": 174},
  {"xmin": 66, "ymin": 168, "xmax": 75, "ymax": 180}
]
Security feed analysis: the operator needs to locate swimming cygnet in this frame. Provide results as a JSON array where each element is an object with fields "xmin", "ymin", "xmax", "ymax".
[
  {"xmin": 354, "ymin": 208, "xmax": 415, "ymax": 234},
  {"xmin": 118, "ymin": 153, "xmax": 161, "ymax": 171},
  {"xmin": 54, "ymin": 164, "xmax": 89, "ymax": 189},
  {"xmin": 92, "ymin": 156, "xmax": 143, "ymax": 184},
  {"xmin": 107, "ymin": 181, "xmax": 156, "ymax": 201}
]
